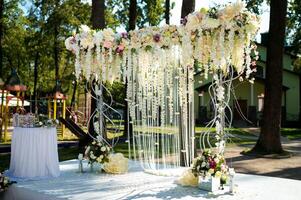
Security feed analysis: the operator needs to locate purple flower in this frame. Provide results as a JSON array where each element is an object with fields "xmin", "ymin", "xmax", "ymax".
[
  {"xmin": 180, "ymin": 17, "xmax": 188, "ymax": 25},
  {"xmin": 121, "ymin": 32, "xmax": 128, "ymax": 39},
  {"xmin": 153, "ymin": 33, "xmax": 161, "ymax": 42},
  {"xmin": 116, "ymin": 44, "xmax": 125, "ymax": 54}
]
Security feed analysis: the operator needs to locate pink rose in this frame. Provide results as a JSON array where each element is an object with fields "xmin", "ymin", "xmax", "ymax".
[{"xmin": 103, "ymin": 41, "xmax": 112, "ymax": 48}]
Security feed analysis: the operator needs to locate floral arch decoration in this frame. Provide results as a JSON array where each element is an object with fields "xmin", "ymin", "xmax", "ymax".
[{"xmin": 65, "ymin": 1, "xmax": 259, "ymax": 175}]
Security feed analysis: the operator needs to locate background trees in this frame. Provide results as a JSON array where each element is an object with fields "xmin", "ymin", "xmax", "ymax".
[
  {"xmin": 0, "ymin": 0, "xmax": 300, "ymax": 154},
  {"xmin": 252, "ymin": 0, "xmax": 288, "ymax": 154}
]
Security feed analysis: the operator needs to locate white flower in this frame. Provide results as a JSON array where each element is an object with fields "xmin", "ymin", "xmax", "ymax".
[
  {"xmin": 218, "ymin": 1, "xmax": 245, "ymax": 22},
  {"xmin": 202, "ymin": 18, "xmax": 220, "ymax": 29},
  {"xmin": 97, "ymin": 157, "xmax": 102, "ymax": 163},
  {"xmin": 201, "ymin": 162, "xmax": 206, "ymax": 168},
  {"xmin": 93, "ymin": 31, "xmax": 103, "ymax": 45},
  {"xmin": 102, "ymin": 28, "xmax": 115, "ymax": 42},
  {"xmin": 101, "ymin": 147, "xmax": 106, "ymax": 152},
  {"xmin": 186, "ymin": 14, "xmax": 200, "ymax": 31},
  {"xmin": 80, "ymin": 25, "xmax": 91, "ymax": 33},
  {"xmin": 208, "ymin": 168, "xmax": 215, "ymax": 174},
  {"xmin": 215, "ymin": 171, "xmax": 222, "ymax": 177},
  {"xmin": 3, "ymin": 177, "xmax": 9, "ymax": 185},
  {"xmin": 85, "ymin": 146, "xmax": 91, "ymax": 155},
  {"xmin": 65, "ymin": 37, "xmax": 74, "ymax": 51},
  {"xmin": 99, "ymin": 155, "xmax": 104, "ymax": 159},
  {"xmin": 80, "ymin": 33, "xmax": 93, "ymax": 49}
]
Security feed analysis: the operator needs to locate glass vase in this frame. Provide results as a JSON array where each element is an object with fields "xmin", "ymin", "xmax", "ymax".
[{"xmin": 89, "ymin": 163, "xmax": 94, "ymax": 173}]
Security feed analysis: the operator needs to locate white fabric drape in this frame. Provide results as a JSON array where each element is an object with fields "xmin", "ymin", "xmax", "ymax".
[{"xmin": 9, "ymin": 127, "xmax": 60, "ymax": 179}]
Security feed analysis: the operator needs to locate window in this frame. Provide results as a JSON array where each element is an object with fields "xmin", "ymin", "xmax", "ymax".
[{"xmin": 258, "ymin": 94, "xmax": 264, "ymax": 112}]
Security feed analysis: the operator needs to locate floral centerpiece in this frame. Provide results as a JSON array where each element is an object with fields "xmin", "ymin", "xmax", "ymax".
[
  {"xmin": 0, "ymin": 172, "xmax": 12, "ymax": 192},
  {"xmin": 84, "ymin": 141, "xmax": 111, "ymax": 166},
  {"xmin": 34, "ymin": 114, "xmax": 60, "ymax": 127},
  {"xmin": 191, "ymin": 149, "xmax": 229, "ymax": 191}
]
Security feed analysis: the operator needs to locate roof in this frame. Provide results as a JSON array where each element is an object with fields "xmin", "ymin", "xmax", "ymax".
[{"xmin": 195, "ymin": 77, "xmax": 290, "ymax": 92}]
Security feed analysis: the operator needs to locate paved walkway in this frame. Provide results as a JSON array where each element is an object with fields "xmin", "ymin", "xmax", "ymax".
[{"xmin": 225, "ymin": 139, "xmax": 301, "ymax": 180}]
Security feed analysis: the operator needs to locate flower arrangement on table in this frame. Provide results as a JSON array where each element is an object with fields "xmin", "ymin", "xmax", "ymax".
[
  {"xmin": 0, "ymin": 172, "xmax": 12, "ymax": 192},
  {"xmin": 84, "ymin": 141, "xmax": 111, "ymax": 165},
  {"xmin": 178, "ymin": 149, "xmax": 230, "ymax": 191},
  {"xmin": 34, "ymin": 114, "xmax": 60, "ymax": 128},
  {"xmin": 192, "ymin": 149, "xmax": 229, "ymax": 186}
]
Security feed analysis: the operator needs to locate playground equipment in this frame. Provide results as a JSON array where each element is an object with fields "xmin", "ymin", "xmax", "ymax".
[
  {"xmin": 47, "ymin": 82, "xmax": 67, "ymax": 138},
  {"xmin": 1, "ymin": 69, "xmax": 27, "ymax": 142}
]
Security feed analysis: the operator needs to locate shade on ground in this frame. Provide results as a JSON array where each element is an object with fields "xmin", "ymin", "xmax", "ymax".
[{"xmin": 3, "ymin": 159, "xmax": 301, "ymax": 200}]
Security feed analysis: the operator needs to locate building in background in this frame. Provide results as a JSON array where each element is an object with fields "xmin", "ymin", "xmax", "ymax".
[{"xmin": 194, "ymin": 33, "xmax": 301, "ymax": 127}]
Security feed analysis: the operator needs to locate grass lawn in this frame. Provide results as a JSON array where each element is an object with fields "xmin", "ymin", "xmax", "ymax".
[
  {"xmin": 281, "ymin": 128, "xmax": 301, "ymax": 140},
  {"xmin": 1, "ymin": 127, "xmax": 300, "ymax": 173}
]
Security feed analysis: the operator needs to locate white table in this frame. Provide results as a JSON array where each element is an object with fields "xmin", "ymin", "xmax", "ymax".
[{"xmin": 9, "ymin": 127, "xmax": 60, "ymax": 179}]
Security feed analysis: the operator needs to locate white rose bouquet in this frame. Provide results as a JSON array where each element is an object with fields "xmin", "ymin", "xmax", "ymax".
[{"xmin": 84, "ymin": 141, "xmax": 111, "ymax": 164}]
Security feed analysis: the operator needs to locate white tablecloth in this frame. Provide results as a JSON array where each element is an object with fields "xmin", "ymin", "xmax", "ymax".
[
  {"xmin": 9, "ymin": 127, "xmax": 60, "ymax": 179},
  {"xmin": 14, "ymin": 160, "xmax": 301, "ymax": 200}
]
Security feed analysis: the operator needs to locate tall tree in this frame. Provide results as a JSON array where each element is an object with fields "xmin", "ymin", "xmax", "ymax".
[
  {"xmin": 0, "ymin": 0, "xmax": 3, "ymax": 77},
  {"xmin": 92, "ymin": 0, "xmax": 105, "ymax": 29},
  {"xmin": 54, "ymin": 0, "xmax": 60, "ymax": 86},
  {"xmin": 165, "ymin": 0, "xmax": 170, "ymax": 24},
  {"xmin": 252, "ymin": 0, "xmax": 287, "ymax": 154},
  {"xmin": 89, "ymin": 0, "xmax": 106, "ymax": 138},
  {"xmin": 129, "ymin": 0, "xmax": 137, "ymax": 30},
  {"xmin": 181, "ymin": 0, "xmax": 195, "ymax": 19}
]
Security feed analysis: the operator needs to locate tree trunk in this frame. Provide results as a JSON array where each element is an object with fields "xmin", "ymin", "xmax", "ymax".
[
  {"xmin": 165, "ymin": 0, "xmax": 170, "ymax": 24},
  {"xmin": 92, "ymin": 0, "xmax": 105, "ymax": 29},
  {"xmin": 54, "ymin": 0, "xmax": 60, "ymax": 89},
  {"xmin": 253, "ymin": 0, "xmax": 287, "ymax": 154},
  {"xmin": 0, "ymin": 0, "xmax": 3, "ymax": 77},
  {"xmin": 180, "ymin": 0, "xmax": 194, "ymax": 166},
  {"xmin": 89, "ymin": 0, "xmax": 106, "ymax": 138},
  {"xmin": 33, "ymin": 52, "xmax": 39, "ymax": 115},
  {"xmin": 129, "ymin": 0, "xmax": 137, "ymax": 31},
  {"xmin": 181, "ymin": 0, "xmax": 195, "ymax": 19}
]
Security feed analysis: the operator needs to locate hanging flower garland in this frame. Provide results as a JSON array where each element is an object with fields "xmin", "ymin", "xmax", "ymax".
[
  {"xmin": 65, "ymin": 1, "xmax": 259, "ymax": 82},
  {"xmin": 65, "ymin": 1, "xmax": 260, "ymax": 171}
]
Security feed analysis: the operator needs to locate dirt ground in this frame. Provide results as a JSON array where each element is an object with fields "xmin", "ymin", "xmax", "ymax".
[{"xmin": 225, "ymin": 140, "xmax": 301, "ymax": 180}]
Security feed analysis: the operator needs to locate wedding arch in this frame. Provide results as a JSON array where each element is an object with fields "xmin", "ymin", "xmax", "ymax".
[{"xmin": 65, "ymin": 1, "xmax": 259, "ymax": 175}]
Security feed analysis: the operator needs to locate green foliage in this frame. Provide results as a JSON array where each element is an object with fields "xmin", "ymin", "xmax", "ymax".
[
  {"xmin": 107, "ymin": 0, "xmax": 165, "ymax": 30},
  {"xmin": 1, "ymin": 0, "xmax": 91, "ymax": 100},
  {"xmin": 244, "ymin": 0, "xmax": 265, "ymax": 15},
  {"xmin": 0, "ymin": 0, "xmax": 166, "ymax": 109},
  {"xmin": 104, "ymin": 81, "xmax": 126, "ymax": 108},
  {"xmin": 145, "ymin": 0, "xmax": 165, "ymax": 26},
  {"xmin": 287, "ymin": 0, "xmax": 301, "ymax": 56}
]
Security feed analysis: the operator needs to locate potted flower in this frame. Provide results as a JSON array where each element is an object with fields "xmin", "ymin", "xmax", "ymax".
[
  {"xmin": 192, "ymin": 149, "xmax": 229, "ymax": 191},
  {"xmin": 84, "ymin": 141, "xmax": 111, "ymax": 172}
]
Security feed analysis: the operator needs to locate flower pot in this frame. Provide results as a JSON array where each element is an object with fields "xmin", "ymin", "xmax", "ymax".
[{"xmin": 199, "ymin": 176, "xmax": 220, "ymax": 192}]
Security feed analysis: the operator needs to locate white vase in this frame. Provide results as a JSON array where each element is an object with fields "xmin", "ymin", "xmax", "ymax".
[{"xmin": 199, "ymin": 176, "xmax": 220, "ymax": 192}]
